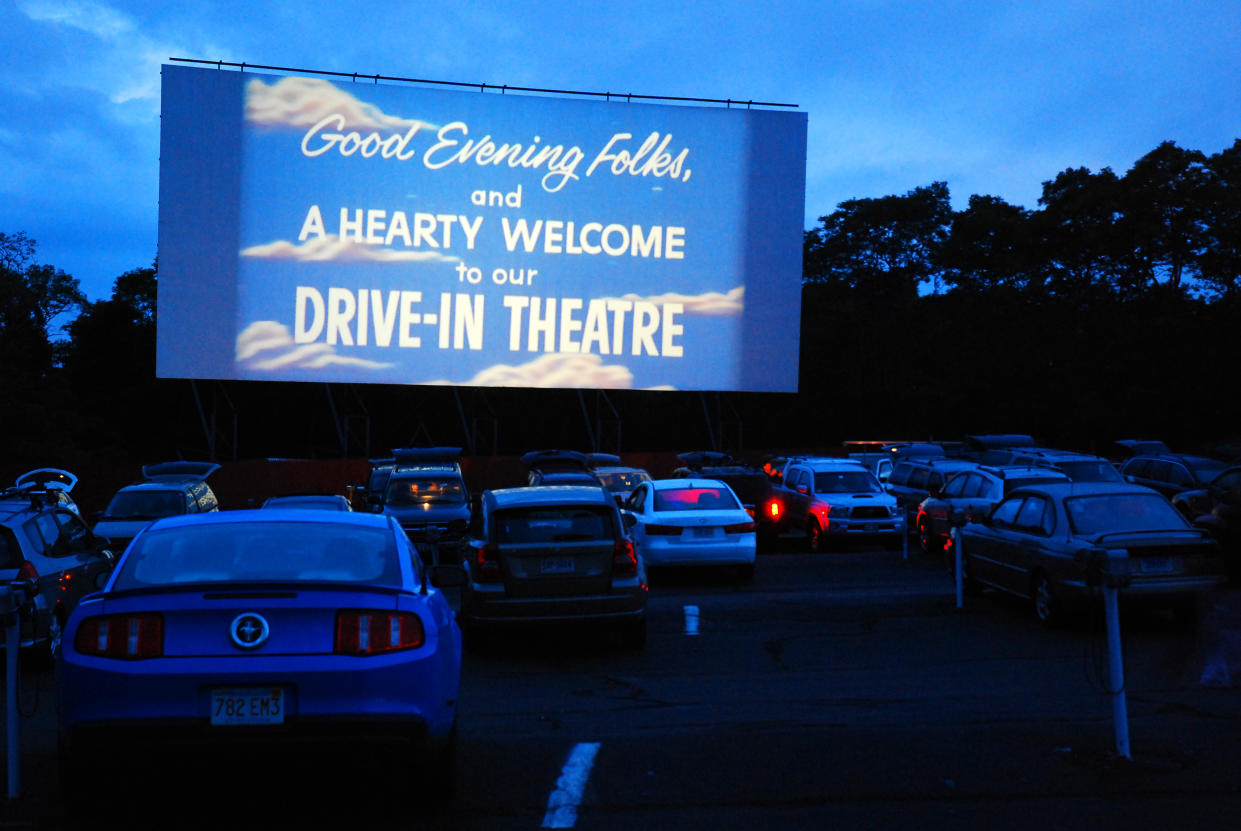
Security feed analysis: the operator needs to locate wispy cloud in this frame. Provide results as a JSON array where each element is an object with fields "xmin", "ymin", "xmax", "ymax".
[
  {"xmin": 236, "ymin": 321, "xmax": 394, "ymax": 371},
  {"xmin": 246, "ymin": 76, "xmax": 435, "ymax": 132},
  {"xmin": 430, "ymin": 353, "xmax": 646, "ymax": 389},
  {"xmin": 241, "ymin": 235, "xmax": 460, "ymax": 265},
  {"xmin": 610, "ymin": 286, "xmax": 744, "ymax": 316}
]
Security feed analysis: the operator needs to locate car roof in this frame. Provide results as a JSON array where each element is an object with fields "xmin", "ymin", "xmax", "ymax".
[
  {"xmin": 117, "ymin": 480, "xmax": 197, "ymax": 493},
  {"xmin": 978, "ymin": 465, "xmax": 1070, "ymax": 480},
  {"xmin": 146, "ymin": 508, "xmax": 390, "ymax": 532},
  {"xmin": 488, "ymin": 485, "xmax": 613, "ymax": 508},
  {"xmin": 389, "ymin": 464, "xmax": 461, "ymax": 476}
]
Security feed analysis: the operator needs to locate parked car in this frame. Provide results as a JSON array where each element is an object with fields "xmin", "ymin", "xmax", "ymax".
[
  {"xmin": 354, "ymin": 455, "xmax": 396, "ymax": 510},
  {"xmin": 885, "ymin": 458, "xmax": 978, "ymax": 530},
  {"xmin": 92, "ymin": 462, "xmax": 221, "ymax": 551},
  {"xmin": 1121, "ymin": 454, "xmax": 1231, "ymax": 500},
  {"xmin": 1174, "ymin": 466, "xmax": 1241, "ymax": 582},
  {"xmin": 774, "ymin": 457, "xmax": 903, "ymax": 552},
  {"xmin": 916, "ymin": 465, "xmax": 1070, "ymax": 555},
  {"xmin": 459, "ymin": 485, "xmax": 647, "ymax": 648},
  {"xmin": 261, "ymin": 494, "xmax": 353, "ymax": 511},
  {"xmin": 381, "ymin": 448, "xmax": 471, "ymax": 563},
  {"xmin": 587, "ymin": 453, "xmax": 652, "ymax": 505},
  {"xmin": 958, "ymin": 482, "xmax": 1226, "ymax": 626},
  {"xmin": 57, "ymin": 509, "xmax": 463, "ymax": 802},
  {"xmin": 977, "ymin": 448, "xmax": 1124, "ymax": 483},
  {"xmin": 621, "ymin": 478, "xmax": 756, "ymax": 580},
  {"xmin": 0, "ymin": 472, "xmax": 116, "ymax": 663},
  {"xmin": 671, "ymin": 452, "xmax": 781, "ymax": 543},
  {"xmin": 522, "ymin": 449, "xmax": 603, "ymax": 487}
]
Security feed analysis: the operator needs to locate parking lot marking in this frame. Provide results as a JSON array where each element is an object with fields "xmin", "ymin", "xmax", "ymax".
[
  {"xmin": 684, "ymin": 605, "xmax": 700, "ymax": 636},
  {"xmin": 542, "ymin": 741, "xmax": 601, "ymax": 829}
]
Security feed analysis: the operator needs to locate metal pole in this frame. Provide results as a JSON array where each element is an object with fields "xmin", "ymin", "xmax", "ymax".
[
  {"xmin": 1103, "ymin": 579, "xmax": 1131, "ymax": 759},
  {"xmin": 954, "ymin": 529, "xmax": 964, "ymax": 609}
]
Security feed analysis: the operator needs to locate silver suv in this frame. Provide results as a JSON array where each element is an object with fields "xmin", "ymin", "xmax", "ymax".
[{"xmin": 459, "ymin": 485, "xmax": 647, "ymax": 648}]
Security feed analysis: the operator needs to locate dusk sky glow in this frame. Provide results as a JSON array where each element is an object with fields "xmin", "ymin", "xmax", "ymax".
[{"xmin": 3, "ymin": 0, "xmax": 1238, "ymax": 308}]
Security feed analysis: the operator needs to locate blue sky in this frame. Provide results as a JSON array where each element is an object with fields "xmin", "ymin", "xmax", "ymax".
[{"xmin": 2, "ymin": 0, "xmax": 1239, "ymax": 309}]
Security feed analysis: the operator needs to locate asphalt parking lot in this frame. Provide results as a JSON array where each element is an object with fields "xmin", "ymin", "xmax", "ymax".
[{"xmin": 3, "ymin": 544, "xmax": 1240, "ymax": 830}]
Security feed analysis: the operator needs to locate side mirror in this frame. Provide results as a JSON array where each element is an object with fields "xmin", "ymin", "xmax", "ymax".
[{"xmin": 796, "ymin": 484, "xmax": 808, "ymax": 495}]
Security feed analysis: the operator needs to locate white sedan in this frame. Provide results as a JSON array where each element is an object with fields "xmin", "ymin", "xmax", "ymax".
[{"xmin": 621, "ymin": 478, "xmax": 757, "ymax": 579}]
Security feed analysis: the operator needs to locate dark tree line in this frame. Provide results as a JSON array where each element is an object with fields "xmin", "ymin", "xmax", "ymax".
[{"xmin": 3, "ymin": 139, "xmax": 1239, "ymax": 471}]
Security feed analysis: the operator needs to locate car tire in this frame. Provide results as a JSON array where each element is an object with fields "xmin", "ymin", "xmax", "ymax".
[
  {"xmin": 1031, "ymin": 572, "xmax": 1061, "ymax": 627},
  {"xmin": 807, "ymin": 520, "xmax": 824, "ymax": 553}
]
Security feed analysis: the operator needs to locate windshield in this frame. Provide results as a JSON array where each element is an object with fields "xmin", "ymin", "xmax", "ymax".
[
  {"xmin": 385, "ymin": 477, "xmax": 465, "ymax": 506},
  {"xmin": 104, "ymin": 490, "xmax": 185, "ymax": 519},
  {"xmin": 113, "ymin": 522, "xmax": 400, "ymax": 589},
  {"xmin": 814, "ymin": 471, "xmax": 881, "ymax": 494},
  {"xmin": 1064, "ymin": 493, "xmax": 1189, "ymax": 536}
]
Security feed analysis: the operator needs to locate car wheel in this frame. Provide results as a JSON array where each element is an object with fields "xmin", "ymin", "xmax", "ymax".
[
  {"xmin": 1031, "ymin": 573, "xmax": 1061, "ymax": 627},
  {"xmin": 807, "ymin": 520, "xmax": 824, "ymax": 553}
]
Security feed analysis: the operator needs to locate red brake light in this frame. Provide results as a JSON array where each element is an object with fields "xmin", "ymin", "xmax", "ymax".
[
  {"xmin": 75, "ymin": 614, "xmax": 164, "ymax": 660},
  {"xmin": 475, "ymin": 542, "xmax": 501, "ymax": 580},
  {"xmin": 766, "ymin": 499, "xmax": 783, "ymax": 520},
  {"xmin": 335, "ymin": 610, "xmax": 425, "ymax": 656},
  {"xmin": 16, "ymin": 561, "xmax": 38, "ymax": 581},
  {"xmin": 613, "ymin": 538, "xmax": 638, "ymax": 575},
  {"xmin": 723, "ymin": 521, "xmax": 756, "ymax": 534}
]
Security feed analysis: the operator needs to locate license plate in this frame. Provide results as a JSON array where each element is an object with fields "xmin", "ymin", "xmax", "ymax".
[
  {"xmin": 692, "ymin": 527, "xmax": 715, "ymax": 538},
  {"xmin": 1138, "ymin": 557, "xmax": 1177, "ymax": 574},
  {"xmin": 541, "ymin": 556, "xmax": 574, "ymax": 574},
  {"xmin": 211, "ymin": 687, "xmax": 285, "ymax": 726}
]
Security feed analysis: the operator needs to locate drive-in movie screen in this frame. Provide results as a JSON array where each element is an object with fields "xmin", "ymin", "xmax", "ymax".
[{"xmin": 156, "ymin": 65, "xmax": 807, "ymax": 392}]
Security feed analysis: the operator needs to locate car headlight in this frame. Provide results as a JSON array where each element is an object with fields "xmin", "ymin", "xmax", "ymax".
[{"xmin": 827, "ymin": 504, "xmax": 850, "ymax": 517}]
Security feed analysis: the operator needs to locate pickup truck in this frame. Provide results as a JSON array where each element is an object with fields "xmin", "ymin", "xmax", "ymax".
[{"xmin": 771, "ymin": 457, "xmax": 904, "ymax": 552}]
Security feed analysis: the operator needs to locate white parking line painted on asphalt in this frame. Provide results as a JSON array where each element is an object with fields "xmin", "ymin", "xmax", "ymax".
[
  {"xmin": 542, "ymin": 741, "xmax": 601, "ymax": 829},
  {"xmin": 684, "ymin": 605, "xmax": 700, "ymax": 635}
]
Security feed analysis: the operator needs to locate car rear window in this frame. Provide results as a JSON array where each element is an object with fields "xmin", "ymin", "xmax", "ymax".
[
  {"xmin": 654, "ymin": 487, "xmax": 740, "ymax": 512},
  {"xmin": 113, "ymin": 522, "xmax": 400, "ymax": 588},
  {"xmin": 1064, "ymin": 494, "xmax": 1189, "ymax": 536},
  {"xmin": 493, "ymin": 506, "xmax": 615, "ymax": 543}
]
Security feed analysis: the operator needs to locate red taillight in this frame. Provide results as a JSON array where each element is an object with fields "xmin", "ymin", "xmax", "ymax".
[
  {"xmin": 16, "ymin": 561, "xmax": 38, "ymax": 581},
  {"xmin": 74, "ymin": 614, "xmax": 164, "ymax": 660},
  {"xmin": 723, "ymin": 521, "xmax": 756, "ymax": 534},
  {"xmin": 766, "ymin": 499, "xmax": 783, "ymax": 520},
  {"xmin": 475, "ymin": 542, "xmax": 501, "ymax": 580},
  {"xmin": 613, "ymin": 538, "xmax": 638, "ymax": 576},
  {"xmin": 644, "ymin": 524, "xmax": 684, "ymax": 536},
  {"xmin": 335, "ymin": 610, "xmax": 425, "ymax": 656}
]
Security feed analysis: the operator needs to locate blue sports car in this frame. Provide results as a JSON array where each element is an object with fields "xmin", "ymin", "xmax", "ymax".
[{"xmin": 57, "ymin": 509, "xmax": 463, "ymax": 800}]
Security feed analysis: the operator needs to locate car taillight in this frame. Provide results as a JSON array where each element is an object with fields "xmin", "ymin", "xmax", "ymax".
[
  {"xmin": 613, "ymin": 538, "xmax": 638, "ymax": 576},
  {"xmin": 474, "ymin": 542, "xmax": 502, "ymax": 580},
  {"xmin": 644, "ymin": 524, "xmax": 684, "ymax": 536},
  {"xmin": 335, "ymin": 611, "xmax": 425, "ymax": 656},
  {"xmin": 16, "ymin": 561, "xmax": 38, "ymax": 581},
  {"xmin": 75, "ymin": 614, "xmax": 164, "ymax": 660},
  {"xmin": 766, "ymin": 499, "xmax": 783, "ymax": 521},
  {"xmin": 724, "ymin": 521, "xmax": 756, "ymax": 534}
]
